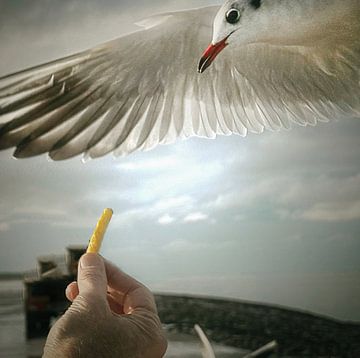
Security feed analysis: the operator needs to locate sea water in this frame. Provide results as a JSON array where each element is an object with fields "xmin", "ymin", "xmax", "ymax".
[{"xmin": 0, "ymin": 279, "xmax": 27, "ymax": 358}]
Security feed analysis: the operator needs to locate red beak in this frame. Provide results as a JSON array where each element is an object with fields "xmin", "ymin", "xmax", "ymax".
[{"xmin": 198, "ymin": 37, "xmax": 228, "ymax": 73}]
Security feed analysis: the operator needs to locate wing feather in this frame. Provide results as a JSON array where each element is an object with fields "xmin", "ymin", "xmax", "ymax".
[
  {"xmin": 135, "ymin": 89, "xmax": 163, "ymax": 149},
  {"xmin": 0, "ymin": 5, "xmax": 359, "ymax": 160}
]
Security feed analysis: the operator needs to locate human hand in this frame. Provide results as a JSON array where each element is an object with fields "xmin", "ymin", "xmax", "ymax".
[{"xmin": 43, "ymin": 254, "xmax": 167, "ymax": 358}]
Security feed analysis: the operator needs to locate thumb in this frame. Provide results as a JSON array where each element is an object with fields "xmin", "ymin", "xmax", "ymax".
[{"xmin": 77, "ymin": 253, "xmax": 107, "ymax": 302}]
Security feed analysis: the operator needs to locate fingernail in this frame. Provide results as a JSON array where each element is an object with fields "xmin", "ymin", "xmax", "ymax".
[
  {"xmin": 80, "ymin": 253, "xmax": 101, "ymax": 268},
  {"xmin": 65, "ymin": 285, "xmax": 70, "ymax": 296}
]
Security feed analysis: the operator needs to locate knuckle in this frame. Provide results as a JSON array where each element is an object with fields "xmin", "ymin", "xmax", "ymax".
[{"xmin": 80, "ymin": 267, "xmax": 100, "ymax": 281}]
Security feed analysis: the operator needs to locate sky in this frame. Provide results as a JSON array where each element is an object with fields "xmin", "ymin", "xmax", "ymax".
[{"xmin": 0, "ymin": 0, "xmax": 359, "ymax": 322}]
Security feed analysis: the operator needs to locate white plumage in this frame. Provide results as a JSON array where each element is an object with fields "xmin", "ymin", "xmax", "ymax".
[{"xmin": 0, "ymin": 1, "xmax": 359, "ymax": 160}]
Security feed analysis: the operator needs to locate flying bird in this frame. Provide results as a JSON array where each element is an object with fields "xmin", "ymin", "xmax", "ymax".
[{"xmin": 0, "ymin": 0, "xmax": 359, "ymax": 160}]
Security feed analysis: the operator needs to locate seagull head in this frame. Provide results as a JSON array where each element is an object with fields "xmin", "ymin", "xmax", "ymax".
[{"xmin": 198, "ymin": 0, "xmax": 264, "ymax": 73}]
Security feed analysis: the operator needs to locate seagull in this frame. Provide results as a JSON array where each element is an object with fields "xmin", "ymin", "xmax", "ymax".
[{"xmin": 0, "ymin": 0, "xmax": 359, "ymax": 160}]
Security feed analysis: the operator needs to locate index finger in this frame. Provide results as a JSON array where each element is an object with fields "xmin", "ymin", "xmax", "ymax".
[{"xmin": 104, "ymin": 259, "xmax": 157, "ymax": 315}]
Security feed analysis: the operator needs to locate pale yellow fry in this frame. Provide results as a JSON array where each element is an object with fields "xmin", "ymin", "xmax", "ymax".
[{"xmin": 87, "ymin": 208, "xmax": 113, "ymax": 254}]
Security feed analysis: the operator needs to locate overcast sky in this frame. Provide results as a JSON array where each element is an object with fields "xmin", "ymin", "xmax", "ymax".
[{"xmin": 0, "ymin": 0, "xmax": 359, "ymax": 322}]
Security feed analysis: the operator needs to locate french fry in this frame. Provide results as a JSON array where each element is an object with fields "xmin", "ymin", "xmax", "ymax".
[{"xmin": 87, "ymin": 208, "xmax": 113, "ymax": 254}]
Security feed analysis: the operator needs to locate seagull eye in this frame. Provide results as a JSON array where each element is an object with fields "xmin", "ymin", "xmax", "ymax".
[{"xmin": 225, "ymin": 9, "xmax": 241, "ymax": 24}]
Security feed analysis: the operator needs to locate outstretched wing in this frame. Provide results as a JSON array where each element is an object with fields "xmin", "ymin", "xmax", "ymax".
[{"xmin": 0, "ymin": 6, "xmax": 359, "ymax": 160}]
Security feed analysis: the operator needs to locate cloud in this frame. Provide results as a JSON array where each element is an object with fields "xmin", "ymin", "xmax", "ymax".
[
  {"xmin": 204, "ymin": 172, "xmax": 360, "ymax": 224},
  {"xmin": 116, "ymin": 156, "xmax": 178, "ymax": 172},
  {"xmin": 153, "ymin": 196, "xmax": 195, "ymax": 212},
  {"xmin": 183, "ymin": 212, "xmax": 208, "ymax": 223},
  {"xmin": 278, "ymin": 174, "xmax": 360, "ymax": 222},
  {"xmin": 300, "ymin": 200, "xmax": 360, "ymax": 222},
  {"xmin": 158, "ymin": 214, "xmax": 176, "ymax": 225},
  {"xmin": 0, "ymin": 222, "xmax": 10, "ymax": 232},
  {"xmin": 110, "ymin": 195, "xmax": 196, "ymax": 227}
]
